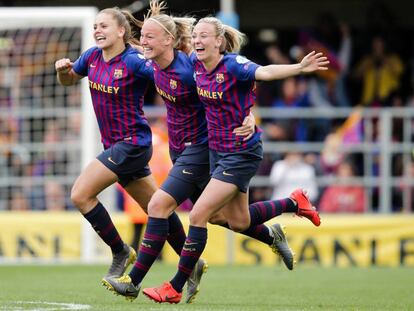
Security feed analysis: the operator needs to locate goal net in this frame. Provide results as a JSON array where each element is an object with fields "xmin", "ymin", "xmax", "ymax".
[{"xmin": 0, "ymin": 7, "xmax": 108, "ymax": 263}]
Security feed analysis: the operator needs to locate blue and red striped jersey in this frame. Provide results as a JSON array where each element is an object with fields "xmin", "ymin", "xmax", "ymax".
[
  {"xmin": 194, "ymin": 53, "xmax": 262, "ymax": 152},
  {"xmin": 153, "ymin": 51, "xmax": 207, "ymax": 153},
  {"xmin": 73, "ymin": 44, "xmax": 153, "ymax": 149}
]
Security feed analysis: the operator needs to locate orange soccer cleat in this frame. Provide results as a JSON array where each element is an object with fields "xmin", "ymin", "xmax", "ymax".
[
  {"xmin": 290, "ymin": 189, "xmax": 321, "ymax": 226},
  {"xmin": 143, "ymin": 282, "xmax": 182, "ymax": 304}
]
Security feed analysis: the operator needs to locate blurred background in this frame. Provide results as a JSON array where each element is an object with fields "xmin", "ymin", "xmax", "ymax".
[{"xmin": 0, "ymin": 0, "xmax": 413, "ymax": 267}]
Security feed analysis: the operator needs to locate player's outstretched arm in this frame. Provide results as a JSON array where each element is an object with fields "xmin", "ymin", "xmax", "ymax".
[
  {"xmin": 255, "ymin": 51, "xmax": 329, "ymax": 81},
  {"xmin": 55, "ymin": 58, "xmax": 82, "ymax": 86}
]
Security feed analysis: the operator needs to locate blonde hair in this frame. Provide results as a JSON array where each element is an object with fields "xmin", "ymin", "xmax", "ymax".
[
  {"xmin": 197, "ymin": 17, "xmax": 247, "ymax": 53},
  {"xmin": 144, "ymin": 0, "xmax": 195, "ymax": 54},
  {"xmin": 99, "ymin": 7, "xmax": 143, "ymax": 46}
]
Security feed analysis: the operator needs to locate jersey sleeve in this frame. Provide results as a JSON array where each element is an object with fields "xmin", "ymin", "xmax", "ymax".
[
  {"xmin": 188, "ymin": 51, "xmax": 198, "ymax": 66},
  {"xmin": 72, "ymin": 47, "xmax": 96, "ymax": 77},
  {"xmin": 128, "ymin": 53, "xmax": 154, "ymax": 82},
  {"xmin": 227, "ymin": 55, "xmax": 260, "ymax": 82}
]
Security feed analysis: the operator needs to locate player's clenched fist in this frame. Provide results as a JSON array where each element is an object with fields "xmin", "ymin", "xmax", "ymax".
[{"xmin": 55, "ymin": 58, "xmax": 73, "ymax": 74}]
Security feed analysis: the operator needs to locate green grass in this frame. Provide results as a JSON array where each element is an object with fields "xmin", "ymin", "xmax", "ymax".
[{"xmin": 0, "ymin": 263, "xmax": 413, "ymax": 310}]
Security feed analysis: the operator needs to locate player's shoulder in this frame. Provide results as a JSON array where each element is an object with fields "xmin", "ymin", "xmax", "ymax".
[
  {"xmin": 224, "ymin": 53, "xmax": 252, "ymax": 66},
  {"xmin": 124, "ymin": 47, "xmax": 153, "ymax": 67},
  {"xmin": 174, "ymin": 50, "xmax": 194, "ymax": 66},
  {"xmin": 81, "ymin": 46, "xmax": 101, "ymax": 58}
]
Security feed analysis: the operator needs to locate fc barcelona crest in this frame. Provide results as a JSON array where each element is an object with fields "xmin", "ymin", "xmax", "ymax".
[
  {"xmin": 170, "ymin": 79, "xmax": 177, "ymax": 90},
  {"xmin": 216, "ymin": 73, "xmax": 224, "ymax": 83},
  {"xmin": 114, "ymin": 69, "xmax": 123, "ymax": 79}
]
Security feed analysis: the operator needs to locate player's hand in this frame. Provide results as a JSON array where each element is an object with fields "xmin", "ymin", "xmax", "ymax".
[
  {"xmin": 233, "ymin": 112, "xmax": 256, "ymax": 141},
  {"xmin": 55, "ymin": 58, "xmax": 73, "ymax": 74},
  {"xmin": 300, "ymin": 51, "xmax": 329, "ymax": 73}
]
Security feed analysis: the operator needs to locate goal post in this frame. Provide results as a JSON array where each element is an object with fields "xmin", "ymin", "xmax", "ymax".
[{"xmin": 0, "ymin": 7, "xmax": 111, "ymax": 263}]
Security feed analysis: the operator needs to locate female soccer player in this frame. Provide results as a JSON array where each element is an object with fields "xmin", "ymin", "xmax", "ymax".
[
  {"xmin": 103, "ymin": 2, "xmax": 322, "ymax": 304},
  {"xmin": 55, "ymin": 7, "xmax": 191, "ymax": 280},
  {"xmin": 100, "ymin": 5, "xmax": 261, "ymax": 304},
  {"xmin": 142, "ymin": 17, "xmax": 327, "ymax": 303}
]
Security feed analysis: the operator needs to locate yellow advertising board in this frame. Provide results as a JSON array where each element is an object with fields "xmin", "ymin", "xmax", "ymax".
[{"xmin": 0, "ymin": 212, "xmax": 413, "ymax": 267}]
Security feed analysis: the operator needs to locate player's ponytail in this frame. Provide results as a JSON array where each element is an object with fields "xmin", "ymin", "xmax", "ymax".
[
  {"xmin": 172, "ymin": 17, "xmax": 196, "ymax": 54},
  {"xmin": 197, "ymin": 17, "xmax": 246, "ymax": 53},
  {"xmin": 121, "ymin": 10, "xmax": 143, "ymax": 46},
  {"xmin": 145, "ymin": 0, "xmax": 168, "ymax": 18},
  {"xmin": 222, "ymin": 24, "xmax": 246, "ymax": 53}
]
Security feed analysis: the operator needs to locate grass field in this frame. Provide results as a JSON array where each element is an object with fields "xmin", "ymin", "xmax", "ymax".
[{"xmin": 0, "ymin": 263, "xmax": 413, "ymax": 311}]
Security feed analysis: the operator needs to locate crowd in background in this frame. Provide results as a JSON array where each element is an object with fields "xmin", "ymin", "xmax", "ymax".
[{"xmin": 1, "ymin": 1, "xmax": 413, "ymax": 212}]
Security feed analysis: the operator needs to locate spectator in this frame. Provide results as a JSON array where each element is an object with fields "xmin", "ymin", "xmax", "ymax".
[
  {"xmin": 266, "ymin": 77, "xmax": 310, "ymax": 142},
  {"xmin": 8, "ymin": 187, "xmax": 29, "ymax": 211},
  {"xmin": 354, "ymin": 35, "xmax": 403, "ymax": 107},
  {"xmin": 319, "ymin": 160, "xmax": 367, "ymax": 213},
  {"xmin": 44, "ymin": 180, "xmax": 68, "ymax": 211},
  {"xmin": 269, "ymin": 151, "xmax": 318, "ymax": 201}
]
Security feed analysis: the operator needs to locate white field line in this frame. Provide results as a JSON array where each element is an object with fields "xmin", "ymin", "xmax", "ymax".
[{"xmin": 0, "ymin": 301, "xmax": 91, "ymax": 311}]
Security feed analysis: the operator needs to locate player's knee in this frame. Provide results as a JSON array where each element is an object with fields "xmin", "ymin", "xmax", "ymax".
[
  {"xmin": 189, "ymin": 209, "xmax": 209, "ymax": 227},
  {"xmin": 70, "ymin": 186, "xmax": 93, "ymax": 212},
  {"xmin": 148, "ymin": 197, "xmax": 174, "ymax": 218}
]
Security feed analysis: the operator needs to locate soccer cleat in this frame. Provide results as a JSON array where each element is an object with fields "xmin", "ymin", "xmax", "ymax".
[
  {"xmin": 269, "ymin": 224, "xmax": 295, "ymax": 270},
  {"xmin": 143, "ymin": 282, "xmax": 182, "ymax": 304},
  {"xmin": 290, "ymin": 188, "xmax": 321, "ymax": 226},
  {"xmin": 186, "ymin": 258, "xmax": 208, "ymax": 303},
  {"xmin": 106, "ymin": 243, "xmax": 137, "ymax": 278},
  {"xmin": 102, "ymin": 274, "xmax": 140, "ymax": 301}
]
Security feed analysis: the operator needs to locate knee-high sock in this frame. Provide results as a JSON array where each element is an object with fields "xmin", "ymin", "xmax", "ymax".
[
  {"xmin": 129, "ymin": 217, "xmax": 168, "ymax": 286},
  {"xmin": 84, "ymin": 202, "xmax": 124, "ymax": 254},
  {"xmin": 218, "ymin": 198, "xmax": 296, "ymax": 246},
  {"xmin": 170, "ymin": 226, "xmax": 207, "ymax": 293},
  {"xmin": 166, "ymin": 212, "xmax": 186, "ymax": 255},
  {"xmin": 220, "ymin": 222, "xmax": 274, "ymax": 245},
  {"xmin": 249, "ymin": 198, "xmax": 296, "ymax": 226}
]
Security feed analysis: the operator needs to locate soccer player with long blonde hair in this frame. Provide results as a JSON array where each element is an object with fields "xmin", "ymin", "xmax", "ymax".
[
  {"xmin": 142, "ymin": 16, "xmax": 327, "ymax": 303},
  {"xmin": 103, "ymin": 2, "xmax": 324, "ymax": 304}
]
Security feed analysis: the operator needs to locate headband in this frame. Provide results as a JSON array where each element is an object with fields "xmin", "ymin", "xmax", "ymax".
[{"xmin": 147, "ymin": 17, "xmax": 175, "ymax": 39}]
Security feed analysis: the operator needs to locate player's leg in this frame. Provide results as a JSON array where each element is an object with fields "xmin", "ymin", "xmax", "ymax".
[
  {"xmin": 206, "ymin": 141, "xmax": 296, "ymax": 269},
  {"xmin": 143, "ymin": 178, "xmax": 238, "ymax": 303},
  {"xmin": 71, "ymin": 158, "xmax": 132, "ymax": 277},
  {"xmin": 221, "ymin": 192, "xmax": 295, "ymax": 270},
  {"xmin": 93, "ymin": 142, "xmax": 153, "ymax": 278},
  {"xmin": 102, "ymin": 188, "xmax": 177, "ymax": 301},
  {"xmin": 103, "ymin": 168, "xmax": 203, "ymax": 301}
]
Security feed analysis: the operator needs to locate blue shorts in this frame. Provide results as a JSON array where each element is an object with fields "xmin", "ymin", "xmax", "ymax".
[
  {"xmin": 209, "ymin": 141, "xmax": 263, "ymax": 193},
  {"xmin": 161, "ymin": 144, "xmax": 210, "ymax": 205},
  {"xmin": 97, "ymin": 141, "xmax": 152, "ymax": 187}
]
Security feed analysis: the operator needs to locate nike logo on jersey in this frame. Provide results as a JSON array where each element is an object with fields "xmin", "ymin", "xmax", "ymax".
[
  {"xmin": 195, "ymin": 71, "xmax": 202, "ymax": 75},
  {"xmin": 222, "ymin": 171, "xmax": 234, "ymax": 176},
  {"xmin": 90, "ymin": 64, "xmax": 96, "ymax": 68},
  {"xmin": 182, "ymin": 169, "xmax": 193, "ymax": 175}
]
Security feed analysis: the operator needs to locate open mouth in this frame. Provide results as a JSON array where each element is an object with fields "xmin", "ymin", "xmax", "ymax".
[{"xmin": 95, "ymin": 36, "xmax": 106, "ymax": 43}]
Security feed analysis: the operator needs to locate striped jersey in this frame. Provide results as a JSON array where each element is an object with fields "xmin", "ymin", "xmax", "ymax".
[
  {"xmin": 194, "ymin": 53, "xmax": 261, "ymax": 152},
  {"xmin": 73, "ymin": 44, "xmax": 153, "ymax": 149},
  {"xmin": 153, "ymin": 51, "xmax": 207, "ymax": 153}
]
